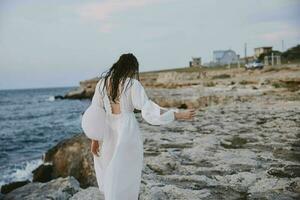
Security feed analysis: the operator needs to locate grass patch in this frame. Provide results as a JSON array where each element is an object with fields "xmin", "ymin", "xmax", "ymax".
[
  {"xmin": 263, "ymin": 66, "xmax": 292, "ymax": 73},
  {"xmin": 272, "ymin": 80, "xmax": 300, "ymax": 92},
  {"xmin": 272, "ymin": 82, "xmax": 282, "ymax": 88},
  {"xmin": 203, "ymin": 81, "xmax": 216, "ymax": 87},
  {"xmin": 239, "ymin": 80, "xmax": 258, "ymax": 85},
  {"xmin": 141, "ymin": 64, "xmax": 245, "ymax": 75},
  {"xmin": 141, "ymin": 66, "xmax": 202, "ymax": 74},
  {"xmin": 212, "ymin": 74, "xmax": 231, "ymax": 79}
]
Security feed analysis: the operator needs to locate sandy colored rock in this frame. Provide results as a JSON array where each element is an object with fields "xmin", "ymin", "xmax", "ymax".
[{"xmin": 41, "ymin": 134, "xmax": 96, "ymax": 188}]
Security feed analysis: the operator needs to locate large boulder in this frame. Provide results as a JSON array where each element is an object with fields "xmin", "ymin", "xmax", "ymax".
[{"xmin": 33, "ymin": 134, "xmax": 96, "ymax": 188}]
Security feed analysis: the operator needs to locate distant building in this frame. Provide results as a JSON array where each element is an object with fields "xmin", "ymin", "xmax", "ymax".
[
  {"xmin": 189, "ymin": 57, "xmax": 201, "ymax": 67},
  {"xmin": 254, "ymin": 47, "xmax": 273, "ymax": 58},
  {"xmin": 239, "ymin": 56, "xmax": 255, "ymax": 64},
  {"xmin": 213, "ymin": 49, "xmax": 238, "ymax": 65}
]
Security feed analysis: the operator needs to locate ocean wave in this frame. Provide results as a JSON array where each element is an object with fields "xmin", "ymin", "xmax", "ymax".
[
  {"xmin": 47, "ymin": 96, "xmax": 55, "ymax": 102},
  {"xmin": 0, "ymin": 159, "xmax": 43, "ymax": 187}
]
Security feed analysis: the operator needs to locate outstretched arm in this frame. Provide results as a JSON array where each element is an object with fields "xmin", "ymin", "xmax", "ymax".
[{"xmin": 131, "ymin": 79, "xmax": 195, "ymax": 125}]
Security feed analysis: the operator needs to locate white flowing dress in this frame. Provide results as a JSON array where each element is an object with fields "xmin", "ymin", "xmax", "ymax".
[{"xmin": 81, "ymin": 77, "xmax": 178, "ymax": 200}]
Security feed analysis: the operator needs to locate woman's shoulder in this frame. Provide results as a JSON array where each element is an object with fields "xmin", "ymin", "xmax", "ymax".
[
  {"xmin": 95, "ymin": 77, "xmax": 103, "ymax": 88},
  {"xmin": 95, "ymin": 77, "xmax": 106, "ymax": 96},
  {"xmin": 130, "ymin": 78, "xmax": 142, "ymax": 86},
  {"xmin": 129, "ymin": 78, "xmax": 144, "ymax": 91}
]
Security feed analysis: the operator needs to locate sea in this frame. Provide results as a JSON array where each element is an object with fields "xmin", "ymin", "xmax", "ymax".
[{"xmin": 0, "ymin": 87, "xmax": 90, "ymax": 187}]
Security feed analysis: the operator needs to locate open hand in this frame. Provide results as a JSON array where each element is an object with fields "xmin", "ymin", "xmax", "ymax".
[{"xmin": 175, "ymin": 109, "xmax": 196, "ymax": 120}]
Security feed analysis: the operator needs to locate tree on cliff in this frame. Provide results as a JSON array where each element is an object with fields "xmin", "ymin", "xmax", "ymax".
[
  {"xmin": 281, "ymin": 44, "xmax": 300, "ymax": 63},
  {"xmin": 257, "ymin": 44, "xmax": 300, "ymax": 64}
]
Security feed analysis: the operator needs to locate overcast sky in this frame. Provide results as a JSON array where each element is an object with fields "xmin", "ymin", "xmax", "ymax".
[{"xmin": 0, "ymin": 0, "xmax": 299, "ymax": 89}]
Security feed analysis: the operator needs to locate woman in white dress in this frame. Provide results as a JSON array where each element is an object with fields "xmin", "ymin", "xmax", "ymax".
[{"xmin": 81, "ymin": 53, "xmax": 195, "ymax": 200}]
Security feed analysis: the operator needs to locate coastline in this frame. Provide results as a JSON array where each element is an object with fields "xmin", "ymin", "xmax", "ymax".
[{"xmin": 1, "ymin": 64, "xmax": 300, "ymax": 199}]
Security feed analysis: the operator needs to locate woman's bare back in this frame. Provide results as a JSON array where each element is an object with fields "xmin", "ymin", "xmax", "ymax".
[{"xmin": 105, "ymin": 78, "xmax": 124, "ymax": 114}]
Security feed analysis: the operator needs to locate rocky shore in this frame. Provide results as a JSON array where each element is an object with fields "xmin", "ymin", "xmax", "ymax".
[
  {"xmin": 1, "ymin": 65, "xmax": 300, "ymax": 200},
  {"xmin": 63, "ymin": 65, "xmax": 300, "ymax": 108}
]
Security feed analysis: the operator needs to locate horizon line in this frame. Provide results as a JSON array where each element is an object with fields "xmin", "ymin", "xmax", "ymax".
[{"xmin": 0, "ymin": 85, "xmax": 77, "ymax": 92}]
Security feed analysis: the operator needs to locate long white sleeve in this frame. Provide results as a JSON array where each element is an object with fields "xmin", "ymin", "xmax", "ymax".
[
  {"xmin": 91, "ymin": 80, "xmax": 104, "ymax": 108},
  {"xmin": 131, "ymin": 79, "xmax": 178, "ymax": 125},
  {"xmin": 81, "ymin": 79, "xmax": 108, "ymax": 140}
]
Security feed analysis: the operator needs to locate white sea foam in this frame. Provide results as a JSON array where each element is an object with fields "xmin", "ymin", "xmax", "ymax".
[
  {"xmin": 0, "ymin": 159, "xmax": 43, "ymax": 187},
  {"xmin": 47, "ymin": 96, "xmax": 55, "ymax": 102}
]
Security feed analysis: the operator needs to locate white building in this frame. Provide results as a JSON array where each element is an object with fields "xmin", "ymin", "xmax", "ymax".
[
  {"xmin": 189, "ymin": 57, "xmax": 202, "ymax": 67},
  {"xmin": 213, "ymin": 49, "xmax": 238, "ymax": 65}
]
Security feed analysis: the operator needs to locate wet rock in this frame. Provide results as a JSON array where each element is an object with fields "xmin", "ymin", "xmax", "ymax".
[
  {"xmin": 3, "ymin": 176, "xmax": 80, "ymax": 200},
  {"xmin": 32, "ymin": 164, "xmax": 53, "ymax": 183},
  {"xmin": 1, "ymin": 180, "xmax": 30, "ymax": 194},
  {"xmin": 54, "ymin": 95, "xmax": 64, "ymax": 100}
]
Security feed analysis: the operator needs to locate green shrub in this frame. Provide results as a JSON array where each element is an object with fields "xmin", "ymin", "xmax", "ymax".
[
  {"xmin": 204, "ymin": 81, "xmax": 216, "ymax": 87},
  {"xmin": 212, "ymin": 74, "xmax": 231, "ymax": 79}
]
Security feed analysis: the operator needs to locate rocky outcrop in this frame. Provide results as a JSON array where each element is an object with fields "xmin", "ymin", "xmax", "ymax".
[
  {"xmin": 64, "ymin": 78, "xmax": 99, "ymax": 99},
  {"xmin": 3, "ymin": 176, "xmax": 80, "ymax": 200},
  {"xmin": 63, "ymin": 65, "xmax": 300, "ymax": 108},
  {"xmin": 32, "ymin": 134, "xmax": 96, "ymax": 188}
]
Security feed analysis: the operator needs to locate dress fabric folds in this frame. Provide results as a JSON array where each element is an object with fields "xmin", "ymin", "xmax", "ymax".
[{"xmin": 81, "ymin": 77, "xmax": 178, "ymax": 200}]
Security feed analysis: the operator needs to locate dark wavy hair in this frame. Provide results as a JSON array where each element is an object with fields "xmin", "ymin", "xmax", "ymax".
[{"xmin": 100, "ymin": 53, "xmax": 140, "ymax": 103}]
